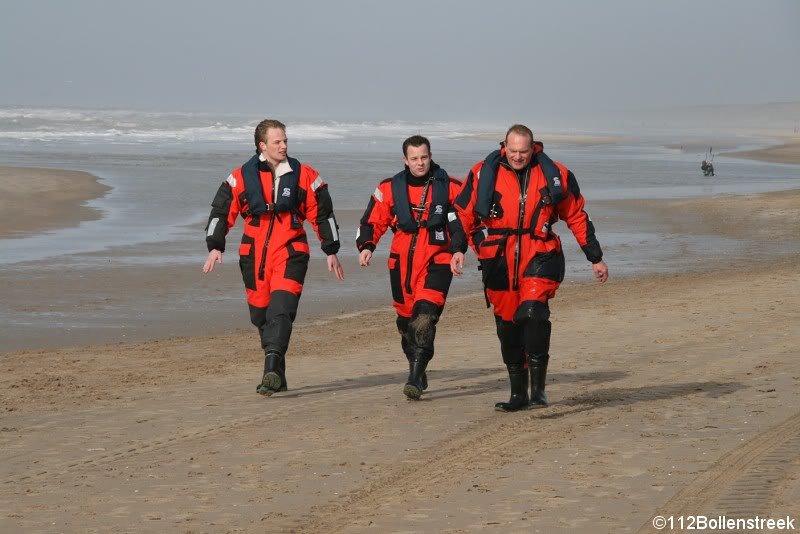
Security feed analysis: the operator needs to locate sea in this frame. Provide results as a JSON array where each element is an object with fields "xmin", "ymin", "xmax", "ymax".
[{"xmin": 0, "ymin": 107, "xmax": 798, "ymax": 350}]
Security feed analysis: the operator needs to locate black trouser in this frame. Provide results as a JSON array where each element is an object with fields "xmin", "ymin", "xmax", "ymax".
[
  {"xmin": 495, "ymin": 316, "xmax": 525, "ymax": 365},
  {"xmin": 249, "ymin": 290, "xmax": 300, "ymax": 356}
]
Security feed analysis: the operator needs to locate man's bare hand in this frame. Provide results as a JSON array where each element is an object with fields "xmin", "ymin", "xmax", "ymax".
[
  {"xmin": 203, "ymin": 250, "xmax": 223, "ymax": 273},
  {"xmin": 328, "ymin": 254, "xmax": 345, "ymax": 281}
]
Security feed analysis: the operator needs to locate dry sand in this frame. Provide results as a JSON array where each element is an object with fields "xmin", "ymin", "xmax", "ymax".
[
  {"xmin": 725, "ymin": 136, "xmax": 800, "ymax": 165},
  {"xmin": 0, "ymin": 166, "xmax": 110, "ymax": 238},
  {"xmin": 1, "ymin": 153, "xmax": 799, "ymax": 532}
]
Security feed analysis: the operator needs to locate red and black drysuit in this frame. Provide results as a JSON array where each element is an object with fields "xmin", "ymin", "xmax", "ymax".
[
  {"xmin": 356, "ymin": 163, "xmax": 466, "ymax": 396},
  {"xmin": 205, "ymin": 153, "xmax": 340, "ymax": 388},
  {"xmin": 454, "ymin": 144, "xmax": 603, "ymax": 408}
]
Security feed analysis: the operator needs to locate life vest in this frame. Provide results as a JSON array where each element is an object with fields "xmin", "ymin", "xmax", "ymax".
[
  {"xmin": 391, "ymin": 164, "xmax": 450, "ymax": 232},
  {"xmin": 474, "ymin": 144, "xmax": 564, "ymax": 219},
  {"xmin": 240, "ymin": 155, "xmax": 302, "ymax": 215}
]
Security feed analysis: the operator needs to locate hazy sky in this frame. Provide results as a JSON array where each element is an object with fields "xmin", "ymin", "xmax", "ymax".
[{"xmin": 1, "ymin": 0, "xmax": 798, "ymax": 121}]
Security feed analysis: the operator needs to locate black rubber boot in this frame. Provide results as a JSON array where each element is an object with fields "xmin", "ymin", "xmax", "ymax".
[
  {"xmin": 403, "ymin": 308, "xmax": 438, "ymax": 395},
  {"xmin": 521, "ymin": 316, "xmax": 551, "ymax": 408},
  {"xmin": 495, "ymin": 363, "xmax": 529, "ymax": 412},
  {"xmin": 403, "ymin": 354, "xmax": 430, "ymax": 400},
  {"xmin": 257, "ymin": 351, "xmax": 286, "ymax": 396},
  {"xmin": 399, "ymin": 316, "xmax": 427, "ymax": 392},
  {"xmin": 404, "ymin": 353, "xmax": 428, "ymax": 391},
  {"xmin": 528, "ymin": 353, "xmax": 549, "ymax": 408}
]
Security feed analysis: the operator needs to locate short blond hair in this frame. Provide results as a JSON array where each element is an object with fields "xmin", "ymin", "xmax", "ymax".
[{"xmin": 254, "ymin": 119, "xmax": 286, "ymax": 153}]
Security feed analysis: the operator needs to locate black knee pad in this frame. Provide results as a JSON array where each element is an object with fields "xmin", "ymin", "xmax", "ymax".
[
  {"xmin": 513, "ymin": 300, "xmax": 550, "ymax": 325},
  {"xmin": 411, "ymin": 300, "xmax": 441, "ymax": 319},
  {"xmin": 409, "ymin": 301, "xmax": 440, "ymax": 351}
]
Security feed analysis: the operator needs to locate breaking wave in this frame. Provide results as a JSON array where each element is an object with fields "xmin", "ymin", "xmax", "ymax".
[{"xmin": 0, "ymin": 107, "xmax": 497, "ymax": 144}]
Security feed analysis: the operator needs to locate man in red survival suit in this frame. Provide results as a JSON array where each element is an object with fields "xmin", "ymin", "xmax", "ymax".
[
  {"xmin": 450, "ymin": 124, "xmax": 609, "ymax": 412},
  {"xmin": 357, "ymin": 135, "xmax": 466, "ymax": 400},
  {"xmin": 202, "ymin": 119, "xmax": 345, "ymax": 396}
]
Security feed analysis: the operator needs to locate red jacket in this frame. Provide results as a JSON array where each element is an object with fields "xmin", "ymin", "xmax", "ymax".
[
  {"xmin": 357, "ymin": 165, "xmax": 464, "ymax": 293},
  {"xmin": 454, "ymin": 146, "xmax": 602, "ymax": 289},
  {"xmin": 205, "ymin": 156, "xmax": 340, "ymax": 287}
]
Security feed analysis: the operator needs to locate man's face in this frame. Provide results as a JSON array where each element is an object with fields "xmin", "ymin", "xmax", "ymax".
[
  {"xmin": 403, "ymin": 144, "xmax": 432, "ymax": 178},
  {"xmin": 260, "ymin": 128, "xmax": 288, "ymax": 164},
  {"xmin": 505, "ymin": 132, "xmax": 534, "ymax": 171}
]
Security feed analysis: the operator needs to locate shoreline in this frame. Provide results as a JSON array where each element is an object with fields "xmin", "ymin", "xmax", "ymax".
[
  {"xmin": 1, "ymin": 136, "xmax": 796, "ymax": 243},
  {"xmin": 1, "ymin": 187, "xmax": 798, "ymax": 354}
]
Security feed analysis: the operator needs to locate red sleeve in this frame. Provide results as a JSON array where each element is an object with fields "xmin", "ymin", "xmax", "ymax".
[
  {"xmin": 554, "ymin": 167, "xmax": 603, "ymax": 263},
  {"xmin": 453, "ymin": 162, "xmax": 483, "ymax": 254}
]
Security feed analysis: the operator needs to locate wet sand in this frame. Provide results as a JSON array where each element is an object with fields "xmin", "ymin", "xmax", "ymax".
[{"xmin": 1, "ymin": 152, "xmax": 799, "ymax": 531}]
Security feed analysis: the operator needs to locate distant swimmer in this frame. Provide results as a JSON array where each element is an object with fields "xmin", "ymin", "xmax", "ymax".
[
  {"xmin": 202, "ymin": 119, "xmax": 345, "ymax": 396},
  {"xmin": 356, "ymin": 135, "xmax": 466, "ymax": 400},
  {"xmin": 450, "ymin": 124, "xmax": 609, "ymax": 412}
]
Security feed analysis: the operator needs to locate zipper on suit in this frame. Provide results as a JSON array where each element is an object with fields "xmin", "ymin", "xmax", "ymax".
[
  {"xmin": 258, "ymin": 211, "xmax": 276, "ymax": 281},
  {"xmin": 404, "ymin": 177, "xmax": 433, "ymax": 294},
  {"xmin": 512, "ymin": 167, "xmax": 530, "ymax": 291}
]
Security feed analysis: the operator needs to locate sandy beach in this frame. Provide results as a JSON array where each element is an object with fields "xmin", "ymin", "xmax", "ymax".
[
  {"xmin": 0, "ymin": 166, "xmax": 110, "ymax": 239},
  {"xmin": 1, "ymin": 147, "xmax": 799, "ymax": 532},
  {"xmin": 726, "ymin": 135, "xmax": 800, "ymax": 165}
]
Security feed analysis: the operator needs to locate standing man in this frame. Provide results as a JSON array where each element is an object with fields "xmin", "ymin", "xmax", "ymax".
[
  {"xmin": 203, "ymin": 119, "xmax": 345, "ymax": 396},
  {"xmin": 451, "ymin": 124, "xmax": 608, "ymax": 412},
  {"xmin": 357, "ymin": 135, "xmax": 466, "ymax": 400}
]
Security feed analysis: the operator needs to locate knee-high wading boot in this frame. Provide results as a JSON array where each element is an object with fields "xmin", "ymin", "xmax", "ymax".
[
  {"xmin": 257, "ymin": 351, "xmax": 287, "ymax": 396},
  {"xmin": 495, "ymin": 363, "xmax": 529, "ymax": 412},
  {"xmin": 403, "ymin": 353, "xmax": 430, "ymax": 400},
  {"xmin": 528, "ymin": 353, "xmax": 549, "ymax": 407},
  {"xmin": 398, "ymin": 316, "xmax": 427, "ymax": 392},
  {"xmin": 405, "ymin": 352, "xmax": 428, "ymax": 391},
  {"xmin": 401, "ymin": 333, "xmax": 428, "ymax": 392},
  {"xmin": 523, "ymin": 318, "xmax": 551, "ymax": 408},
  {"xmin": 404, "ymin": 308, "xmax": 438, "ymax": 397}
]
